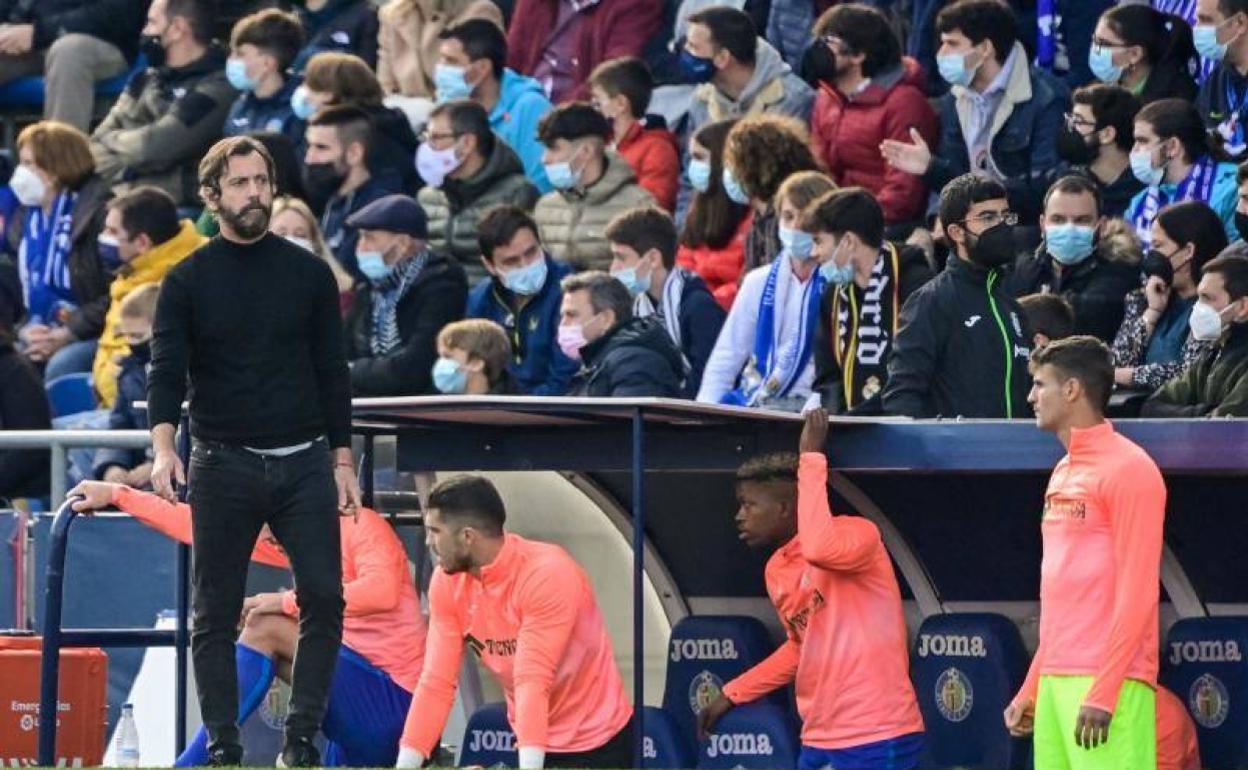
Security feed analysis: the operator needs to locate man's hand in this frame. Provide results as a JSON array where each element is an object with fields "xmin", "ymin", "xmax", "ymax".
[
  {"xmin": 151, "ymin": 447, "xmax": 185, "ymax": 502},
  {"xmin": 240, "ymin": 592, "xmax": 287, "ymax": 626},
  {"xmin": 0, "ymin": 24, "xmax": 35, "ymax": 55},
  {"xmin": 1075, "ymin": 705, "xmax": 1112, "ymax": 749},
  {"xmin": 880, "ymin": 127, "xmax": 933, "ymax": 176},
  {"xmin": 800, "ymin": 408, "xmax": 829, "ymax": 454},
  {"xmin": 126, "ymin": 462, "xmax": 153, "ymax": 488},
  {"xmin": 1144, "ymin": 276, "xmax": 1171, "ymax": 315},
  {"xmin": 66, "ymin": 480, "xmax": 121, "ymax": 512},
  {"xmin": 102, "ymin": 466, "xmax": 130, "ymax": 485},
  {"xmin": 696, "ymin": 694, "xmax": 734, "ymax": 741},
  {"xmin": 23, "ymin": 325, "xmax": 71, "ymax": 360},
  {"xmin": 1003, "ymin": 698, "xmax": 1034, "ymax": 737},
  {"xmin": 334, "ymin": 449, "xmax": 361, "ymax": 514}
]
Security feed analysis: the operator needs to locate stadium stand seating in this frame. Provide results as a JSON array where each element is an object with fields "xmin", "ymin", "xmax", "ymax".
[
  {"xmin": 643, "ymin": 705, "xmax": 696, "ymax": 768},
  {"xmin": 45, "ymin": 372, "xmax": 95, "ymax": 418},
  {"xmin": 1161, "ymin": 616, "xmax": 1248, "ymax": 770},
  {"xmin": 695, "ymin": 702, "xmax": 799, "ymax": 769},
  {"xmin": 458, "ymin": 701, "xmax": 518, "ymax": 766}
]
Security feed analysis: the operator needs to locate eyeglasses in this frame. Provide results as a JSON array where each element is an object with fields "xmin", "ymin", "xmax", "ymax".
[
  {"xmin": 960, "ymin": 210, "xmax": 1018, "ymax": 228},
  {"xmin": 1064, "ymin": 112, "xmax": 1097, "ymax": 131},
  {"xmin": 418, "ymin": 130, "xmax": 460, "ymax": 144}
]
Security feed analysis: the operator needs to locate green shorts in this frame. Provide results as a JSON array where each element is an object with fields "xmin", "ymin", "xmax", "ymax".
[{"xmin": 1034, "ymin": 675, "xmax": 1156, "ymax": 770}]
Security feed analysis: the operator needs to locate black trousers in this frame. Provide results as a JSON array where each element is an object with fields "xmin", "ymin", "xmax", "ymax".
[
  {"xmin": 187, "ymin": 438, "xmax": 344, "ymax": 748},
  {"xmin": 546, "ymin": 722, "xmax": 635, "ymax": 769}
]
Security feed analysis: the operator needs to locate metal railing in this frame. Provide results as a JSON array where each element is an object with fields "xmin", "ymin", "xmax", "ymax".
[{"xmin": 0, "ymin": 429, "xmax": 150, "ymax": 503}]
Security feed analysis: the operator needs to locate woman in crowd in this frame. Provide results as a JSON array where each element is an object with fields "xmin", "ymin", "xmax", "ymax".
[
  {"xmin": 432, "ymin": 318, "xmax": 516, "ymax": 394},
  {"xmin": 1089, "ymin": 5, "xmax": 1197, "ymax": 104},
  {"xmin": 269, "ymin": 196, "xmax": 357, "ymax": 315},
  {"xmin": 6, "ymin": 121, "xmax": 111, "ymax": 381},
  {"xmin": 676, "ymin": 119, "xmax": 750, "ymax": 311},
  {"xmin": 1111, "ymin": 199, "xmax": 1227, "ymax": 390}
]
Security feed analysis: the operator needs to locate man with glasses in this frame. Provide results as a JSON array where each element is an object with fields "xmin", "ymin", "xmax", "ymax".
[
  {"xmin": 1049, "ymin": 84, "xmax": 1143, "ymax": 218},
  {"xmin": 883, "ymin": 173, "xmax": 1035, "ymax": 418},
  {"xmin": 417, "ymin": 99, "xmax": 540, "ymax": 285}
]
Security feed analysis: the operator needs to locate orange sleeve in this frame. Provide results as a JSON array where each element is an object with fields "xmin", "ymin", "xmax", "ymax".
[
  {"xmin": 282, "ymin": 511, "xmax": 403, "ymax": 618},
  {"xmin": 400, "ymin": 572, "xmax": 465, "ymax": 756},
  {"xmin": 1014, "ymin": 637, "xmax": 1045, "ymax": 707},
  {"xmin": 511, "ymin": 557, "xmax": 583, "ymax": 750},
  {"xmin": 797, "ymin": 453, "xmax": 884, "ymax": 572},
  {"xmin": 721, "ymin": 639, "xmax": 800, "ymax": 704},
  {"xmin": 1083, "ymin": 461, "xmax": 1166, "ymax": 713}
]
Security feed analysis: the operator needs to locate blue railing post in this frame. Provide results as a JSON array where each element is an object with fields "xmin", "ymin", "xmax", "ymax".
[{"xmin": 37, "ymin": 499, "xmax": 80, "ymax": 766}]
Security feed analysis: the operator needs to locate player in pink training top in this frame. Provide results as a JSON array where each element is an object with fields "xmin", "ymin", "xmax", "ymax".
[
  {"xmin": 698, "ymin": 409, "xmax": 926, "ymax": 769},
  {"xmin": 395, "ymin": 474, "xmax": 632, "ymax": 770}
]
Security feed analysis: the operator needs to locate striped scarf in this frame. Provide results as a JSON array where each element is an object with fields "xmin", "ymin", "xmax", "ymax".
[{"xmin": 369, "ymin": 252, "xmax": 427, "ymax": 356}]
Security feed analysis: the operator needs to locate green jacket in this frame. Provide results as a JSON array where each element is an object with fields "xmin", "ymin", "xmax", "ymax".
[
  {"xmin": 418, "ymin": 140, "xmax": 538, "ymax": 285},
  {"xmin": 1143, "ymin": 322, "xmax": 1248, "ymax": 417}
]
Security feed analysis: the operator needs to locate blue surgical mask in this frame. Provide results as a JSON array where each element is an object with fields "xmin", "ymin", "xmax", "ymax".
[
  {"xmin": 937, "ymin": 49, "xmax": 979, "ymax": 87},
  {"xmin": 432, "ymin": 357, "xmax": 468, "ymax": 394},
  {"xmin": 1045, "ymin": 223, "xmax": 1096, "ymax": 265},
  {"xmin": 1087, "ymin": 44, "xmax": 1122, "ymax": 83},
  {"xmin": 226, "ymin": 57, "xmax": 256, "ymax": 92},
  {"xmin": 688, "ymin": 158, "xmax": 712, "ymax": 193},
  {"xmin": 778, "ymin": 225, "xmax": 814, "ymax": 260},
  {"xmin": 357, "ymin": 250, "xmax": 392, "ymax": 282},
  {"xmin": 722, "ymin": 167, "xmax": 749, "ymax": 205},
  {"xmin": 1194, "ymin": 24, "xmax": 1229, "ymax": 62},
  {"xmin": 545, "ymin": 160, "xmax": 579, "ymax": 191},
  {"xmin": 97, "ymin": 234, "xmax": 124, "ymax": 270},
  {"xmin": 501, "ymin": 256, "xmax": 548, "ymax": 296},
  {"xmin": 818, "ymin": 241, "xmax": 855, "ymax": 284},
  {"xmin": 1130, "ymin": 148, "xmax": 1165, "ymax": 186},
  {"xmin": 678, "ymin": 48, "xmax": 716, "ymax": 84},
  {"xmin": 435, "ymin": 63, "xmax": 473, "ymax": 102},
  {"xmin": 611, "ymin": 264, "xmax": 650, "ymax": 297},
  {"xmin": 290, "ymin": 86, "xmax": 315, "ymax": 120}
]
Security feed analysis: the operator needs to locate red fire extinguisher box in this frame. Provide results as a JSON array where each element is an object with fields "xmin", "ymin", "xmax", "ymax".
[{"xmin": 0, "ymin": 635, "xmax": 108, "ymax": 767}]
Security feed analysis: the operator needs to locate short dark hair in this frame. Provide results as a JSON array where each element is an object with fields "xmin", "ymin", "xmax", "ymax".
[
  {"xmin": 1156, "ymin": 200, "xmax": 1229, "ymax": 281},
  {"xmin": 304, "ymin": 52, "xmax": 385, "ymax": 107},
  {"xmin": 735, "ymin": 453, "xmax": 798, "ymax": 484},
  {"xmin": 813, "ymin": 4, "xmax": 901, "ymax": 78},
  {"xmin": 230, "ymin": 8, "xmax": 305, "ymax": 72},
  {"xmin": 1019, "ymin": 293, "xmax": 1076, "ymax": 342},
  {"xmin": 440, "ymin": 19, "xmax": 507, "ymax": 79},
  {"xmin": 938, "ymin": 174, "xmax": 1008, "ymax": 231},
  {"xmin": 308, "ymin": 104, "xmax": 375, "ymax": 160},
  {"xmin": 560, "ymin": 271, "xmax": 634, "ymax": 322},
  {"xmin": 166, "ymin": 0, "xmax": 216, "ymax": 47},
  {"xmin": 605, "ymin": 207, "xmax": 678, "ymax": 270},
  {"xmin": 1202, "ymin": 254, "xmax": 1248, "ymax": 301},
  {"xmin": 428, "ymin": 475, "xmax": 506, "ymax": 536},
  {"xmin": 1219, "ymin": 0, "xmax": 1248, "ymax": 22},
  {"xmin": 799, "ymin": 187, "xmax": 884, "ymax": 248},
  {"xmin": 1044, "ymin": 174, "xmax": 1103, "ymax": 217},
  {"xmin": 1101, "ymin": 4, "xmax": 1196, "ymax": 72},
  {"xmin": 589, "ymin": 57, "xmax": 653, "ymax": 119},
  {"xmin": 936, "ymin": 0, "xmax": 1017, "ymax": 64},
  {"xmin": 1136, "ymin": 98, "xmax": 1215, "ymax": 163},
  {"xmin": 197, "ymin": 135, "xmax": 276, "ymax": 205},
  {"xmin": 1029, "ymin": 335, "xmax": 1114, "ymax": 414},
  {"xmin": 1071, "ymin": 83, "xmax": 1141, "ymax": 153},
  {"xmin": 430, "ymin": 98, "xmax": 495, "ymax": 158},
  {"xmin": 1238, "ymin": 159, "xmax": 1248, "ymax": 187},
  {"xmin": 108, "ymin": 186, "xmax": 181, "ymax": 245},
  {"xmin": 537, "ymin": 102, "xmax": 611, "ymax": 146},
  {"xmin": 477, "ymin": 205, "xmax": 540, "ymax": 261},
  {"xmin": 688, "ymin": 6, "xmax": 757, "ymax": 65}
]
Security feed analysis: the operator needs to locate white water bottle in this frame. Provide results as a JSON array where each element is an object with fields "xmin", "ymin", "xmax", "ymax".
[{"xmin": 116, "ymin": 703, "xmax": 140, "ymax": 768}]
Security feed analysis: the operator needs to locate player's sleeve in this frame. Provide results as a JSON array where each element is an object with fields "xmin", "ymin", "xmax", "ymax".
[
  {"xmin": 283, "ymin": 511, "xmax": 404, "ymax": 617},
  {"xmin": 721, "ymin": 640, "xmax": 800, "ymax": 703},
  {"xmin": 797, "ymin": 452, "xmax": 883, "ymax": 571},
  {"xmin": 112, "ymin": 486, "xmax": 194, "ymax": 544},
  {"xmin": 400, "ymin": 573, "xmax": 466, "ymax": 756},
  {"xmin": 1083, "ymin": 458, "xmax": 1167, "ymax": 713},
  {"xmin": 511, "ymin": 557, "xmax": 583, "ymax": 751},
  {"xmin": 1013, "ymin": 637, "xmax": 1045, "ymax": 707}
]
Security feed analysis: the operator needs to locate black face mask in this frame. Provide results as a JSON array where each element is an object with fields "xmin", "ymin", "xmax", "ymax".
[
  {"xmin": 964, "ymin": 222, "xmax": 1016, "ymax": 269},
  {"xmin": 302, "ymin": 161, "xmax": 346, "ymax": 200},
  {"xmin": 1141, "ymin": 249, "xmax": 1175, "ymax": 287},
  {"xmin": 128, "ymin": 340, "xmax": 151, "ymax": 363},
  {"xmin": 1236, "ymin": 211, "xmax": 1248, "ymax": 242},
  {"xmin": 139, "ymin": 33, "xmax": 167, "ymax": 68},
  {"xmin": 1056, "ymin": 124, "xmax": 1098, "ymax": 166},
  {"xmin": 800, "ymin": 42, "xmax": 838, "ymax": 88}
]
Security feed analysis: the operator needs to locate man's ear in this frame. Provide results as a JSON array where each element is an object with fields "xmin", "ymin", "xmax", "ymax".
[
  {"xmin": 1033, "ymin": 332, "xmax": 1050, "ymax": 350},
  {"xmin": 346, "ymin": 140, "xmax": 366, "ymax": 168}
]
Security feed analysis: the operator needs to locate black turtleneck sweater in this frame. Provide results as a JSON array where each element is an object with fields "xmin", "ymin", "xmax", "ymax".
[{"xmin": 148, "ymin": 233, "xmax": 352, "ymax": 448}]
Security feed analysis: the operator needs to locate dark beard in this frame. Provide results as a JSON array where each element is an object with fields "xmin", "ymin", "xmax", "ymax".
[{"xmin": 219, "ymin": 201, "xmax": 271, "ymax": 240}]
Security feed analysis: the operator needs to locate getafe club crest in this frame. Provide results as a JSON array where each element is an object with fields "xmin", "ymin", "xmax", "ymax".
[
  {"xmin": 688, "ymin": 670, "xmax": 724, "ymax": 715},
  {"xmin": 934, "ymin": 667, "xmax": 974, "ymax": 723},
  {"xmin": 1190, "ymin": 673, "xmax": 1230, "ymax": 729},
  {"xmin": 259, "ymin": 678, "xmax": 291, "ymax": 730}
]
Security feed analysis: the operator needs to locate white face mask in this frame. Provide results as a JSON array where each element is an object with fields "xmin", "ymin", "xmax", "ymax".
[
  {"xmin": 283, "ymin": 234, "xmax": 316, "ymax": 253},
  {"xmin": 10, "ymin": 164, "xmax": 46, "ymax": 207},
  {"xmin": 1189, "ymin": 300, "xmax": 1236, "ymax": 341}
]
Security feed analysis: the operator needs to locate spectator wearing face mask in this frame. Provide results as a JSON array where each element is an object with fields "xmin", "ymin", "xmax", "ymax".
[
  {"xmin": 559, "ymin": 271, "xmax": 684, "ymax": 397},
  {"xmin": 676, "ymin": 119, "xmax": 750, "ymax": 310},
  {"xmin": 805, "ymin": 187, "xmax": 935, "ymax": 415},
  {"xmin": 431, "ymin": 318, "xmax": 516, "ymax": 394},
  {"xmin": 1110, "ymin": 199, "xmax": 1226, "ymax": 390},
  {"xmin": 376, "ymin": 0, "xmax": 503, "ymax": 101},
  {"xmin": 1143, "ymin": 253, "xmax": 1248, "ymax": 415},
  {"xmin": 91, "ymin": 283, "xmax": 159, "ymax": 486},
  {"xmin": 1006, "ymin": 175, "xmax": 1139, "ymax": 343},
  {"xmin": 1088, "ymin": 5, "xmax": 1197, "ymax": 106},
  {"xmin": 223, "ymin": 9, "xmax": 307, "ymax": 145},
  {"xmin": 1049, "ymin": 84, "xmax": 1143, "ymax": 218},
  {"xmin": 416, "ymin": 99, "xmax": 539, "ymax": 285},
  {"xmin": 882, "ymin": 174, "xmax": 1035, "ymax": 418},
  {"xmin": 343, "ymin": 194, "xmax": 467, "ymax": 396},
  {"xmin": 1195, "ymin": 0, "xmax": 1248, "ymax": 163},
  {"xmin": 465, "ymin": 205, "xmax": 579, "ymax": 395},
  {"xmin": 534, "ymin": 103, "xmax": 655, "ymax": 271}
]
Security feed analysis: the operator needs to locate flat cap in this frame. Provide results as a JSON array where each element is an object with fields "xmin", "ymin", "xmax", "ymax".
[{"xmin": 345, "ymin": 194, "xmax": 428, "ymax": 238}]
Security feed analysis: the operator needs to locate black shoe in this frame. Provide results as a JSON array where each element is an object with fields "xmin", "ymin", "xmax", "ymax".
[
  {"xmin": 278, "ymin": 735, "xmax": 320, "ymax": 768},
  {"xmin": 206, "ymin": 742, "xmax": 243, "ymax": 767}
]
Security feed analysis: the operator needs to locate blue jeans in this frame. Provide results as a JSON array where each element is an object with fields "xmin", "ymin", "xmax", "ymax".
[{"xmin": 44, "ymin": 338, "xmax": 98, "ymax": 381}]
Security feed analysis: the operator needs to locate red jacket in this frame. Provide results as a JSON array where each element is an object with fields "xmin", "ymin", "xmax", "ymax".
[
  {"xmin": 615, "ymin": 118, "xmax": 679, "ymax": 212},
  {"xmin": 506, "ymin": 0, "xmax": 661, "ymax": 102},
  {"xmin": 810, "ymin": 57, "xmax": 939, "ymax": 225},
  {"xmin": 677, "ymin": 214, "xmax": 751, "ymax": 311}
]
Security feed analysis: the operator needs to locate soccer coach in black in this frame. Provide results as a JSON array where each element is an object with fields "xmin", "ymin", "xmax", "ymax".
[{"xmin": 147, "ymin": 135, "xmax": 359, "ymax": 767}]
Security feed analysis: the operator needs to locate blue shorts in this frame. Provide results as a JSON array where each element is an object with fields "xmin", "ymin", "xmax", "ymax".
[
  {"xmin": 798, "ymin": 732, "xmax": 926, "ymax": 770},
  {"xmin": 321, "ymin": 646, "xmax": 413, "ymax": 767}
]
